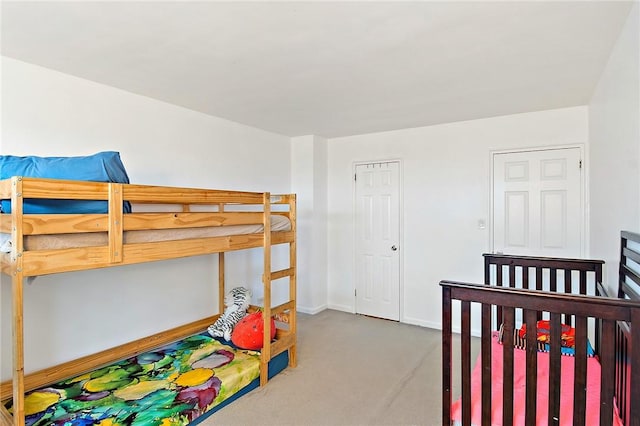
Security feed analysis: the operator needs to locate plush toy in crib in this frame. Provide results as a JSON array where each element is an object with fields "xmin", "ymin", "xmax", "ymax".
[{"xmin": 207, "ymin": 286, "xmax": 252, "ymax": 341}]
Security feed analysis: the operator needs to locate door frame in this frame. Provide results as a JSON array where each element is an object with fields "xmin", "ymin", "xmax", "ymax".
[
  {"xmin": 352, "ymin": 158, "xmax": 404, "ymax": 321},
  {"xmin": 489, "ymin": 144, "xmax": 588, "ymax": 257}
]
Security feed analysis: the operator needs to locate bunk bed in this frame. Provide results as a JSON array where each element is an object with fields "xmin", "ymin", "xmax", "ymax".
[
  {"xmin": 0, "ymin": 175, "xmax": 297, "ymax": 426},
  {"xmin": 442, "ymin": 236, "xmax": 640, "ymax": 426}
]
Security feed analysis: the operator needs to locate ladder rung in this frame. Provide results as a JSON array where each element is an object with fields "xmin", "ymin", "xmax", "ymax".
[{"xmin": 271, "ymin": 267, "xmax": 294, "ymax": 280}]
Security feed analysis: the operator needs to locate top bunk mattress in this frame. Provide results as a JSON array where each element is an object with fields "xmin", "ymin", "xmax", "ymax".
[{"xmin": 1, "ymin": 215, "xmax": 291, "ymax": 252}]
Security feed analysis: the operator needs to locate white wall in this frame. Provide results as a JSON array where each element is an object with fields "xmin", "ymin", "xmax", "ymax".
[
  {"xmin": 291, "ymin": 137, "xmax": 314, "ymax": 311},
  {"xmin": 589, "ymin": 3, "xmax": 640, "ymax": 292},
  {"xmin": 327, "ymin": 106, "xmax": 588, "ymax": 328},
  {"xmin": 0, "ymin": 57, "xmax": 291, "ymax": 380},
  {"xmin": 312, "ymin": 136, "xmax": 329, "ymax": 312},
  {"xmin": 291, "ymin": 135, "xmax": 328, "ymax": 313}
]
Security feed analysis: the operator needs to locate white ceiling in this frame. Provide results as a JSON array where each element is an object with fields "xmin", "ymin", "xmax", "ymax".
[{"xmin": 1, "ymin": 1, "xmax": 633, "ymax": 138}]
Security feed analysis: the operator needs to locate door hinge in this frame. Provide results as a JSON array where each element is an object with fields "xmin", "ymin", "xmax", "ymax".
[
  {"xmin": 354, "ymin": 289, "xmax": 357, "ymax": 297},
  {"xmin": 354, "ymin": 173, "xmax": 357, "ymax": 181},
  {"xmin": 579, "ymin": 159, "xmax": 582, "ymax": 169}
]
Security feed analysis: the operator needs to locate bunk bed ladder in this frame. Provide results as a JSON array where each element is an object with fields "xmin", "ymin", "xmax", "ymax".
[{"xmin": 260, "ymin": 193, "xmax": 297, "ymax": 386}]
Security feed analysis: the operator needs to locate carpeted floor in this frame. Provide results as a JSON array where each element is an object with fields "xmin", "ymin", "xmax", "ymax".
[{"xmin": 204, "ymin": 309, "xmax": 446, "ymax": 426}]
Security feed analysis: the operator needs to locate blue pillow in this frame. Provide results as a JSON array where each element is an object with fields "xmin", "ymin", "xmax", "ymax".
[{"xmin": 1, "ymin": 151, "xmax": 132, "ymax": 214}]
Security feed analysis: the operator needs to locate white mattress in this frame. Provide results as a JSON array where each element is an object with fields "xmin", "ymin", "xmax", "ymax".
[{"xmin": 1, "ymin": 215, "xmax": 291, "ymax": 252}]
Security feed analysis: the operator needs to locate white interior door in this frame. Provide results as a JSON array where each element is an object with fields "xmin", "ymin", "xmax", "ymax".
[
  {"xmin": 355, "ymin": 161, "xmax": 400, "ymax": 321},
  {"xmin": 493, "ymin": 147, "xmax": 584, "ymax": 258}
]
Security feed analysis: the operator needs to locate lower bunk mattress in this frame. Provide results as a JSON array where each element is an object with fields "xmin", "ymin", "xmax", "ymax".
[
  {"xmin": 451, "ymin": 332, "xmax": 622, "ymax": 426},
  {"xmin": 4, "ymin": 333, "xmax": 288, "ymax": 425}
]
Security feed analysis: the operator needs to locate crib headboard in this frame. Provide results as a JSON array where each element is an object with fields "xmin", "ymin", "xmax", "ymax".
[
  {"xmin": 483, "ymin": 253, "xmax": 604, "ymax": 292},
  {"xmin": 483, "ymin": 253, "xmax": 604, "ymax": 327}
]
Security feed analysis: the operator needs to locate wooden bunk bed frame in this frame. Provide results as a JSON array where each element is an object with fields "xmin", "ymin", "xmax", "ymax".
[
  {"xmin": 0, "ymin": 176, "xmax": 297, "ymax": 426},
  {"xmin": 442, "ymin": 240, "xmax": 640, "ymax": 426}
]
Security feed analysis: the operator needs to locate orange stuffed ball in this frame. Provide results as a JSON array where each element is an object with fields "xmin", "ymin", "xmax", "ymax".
[{"xmin": 231, "ymin": 312, "xmax": 276, "ymax": 350}]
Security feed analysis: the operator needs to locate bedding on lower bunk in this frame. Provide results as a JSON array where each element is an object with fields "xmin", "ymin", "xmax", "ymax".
[
  {"xmin": 4, "ymin": 333, "xmax": 288, "ymax": 426},
  {"xmin": 451, "ymin": 332, "xmax": 622, "ymax": 426},
  {"xmin": 0, "ymin": 215, "xmax": 291, "ymax": 252}
]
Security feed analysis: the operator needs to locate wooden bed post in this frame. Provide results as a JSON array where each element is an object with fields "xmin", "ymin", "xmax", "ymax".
[
  {"xmin": 11, "ymin": 177, "xmax": 25, "ymax": 426},
  {"xmin": 288, "ymin": 194, "xmax": 297, "ymax": 368},
  {"xmin": 11, "ymin": 273, "xmax": 24, "ymax": 426},
  {"xmin": 260, "ymin": 193, "xmax": 272, "ymax": 386}
]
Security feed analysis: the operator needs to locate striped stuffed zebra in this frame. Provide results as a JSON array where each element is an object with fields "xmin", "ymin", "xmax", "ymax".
[{"xmin": 208, "ymin": 286, "xmax": 252, "ymax": 341}]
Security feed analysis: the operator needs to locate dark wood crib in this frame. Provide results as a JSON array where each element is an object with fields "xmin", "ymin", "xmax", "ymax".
[{"xmin": 442, "ymin": 232, "xmax": 640, "ymax": 426}]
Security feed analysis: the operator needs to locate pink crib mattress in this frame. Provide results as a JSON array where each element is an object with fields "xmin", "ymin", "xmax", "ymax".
[{"xmin": 451, "ymin": 332, "xmax": 622, "ymax": 426}]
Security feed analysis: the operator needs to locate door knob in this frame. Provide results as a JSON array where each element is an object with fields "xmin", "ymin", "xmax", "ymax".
[{"xmin": 391, "ymin": 245, "xmax": 398, "ymax": 251}]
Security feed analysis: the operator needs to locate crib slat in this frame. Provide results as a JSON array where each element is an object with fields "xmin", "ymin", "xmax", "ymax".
[
  {"xmin": 509, "ymin": 264, "xmax": 516, "ymax": 287},
  {"xmin": 503, "ymin": 307, "xmax": 515, "ymax": 425},
  {"xmin": 600, "ymin": 319, "xmax": 615, "ymax": 426},
  {"xmin": 484, "ymin": 255, "xmax": 491, "ymax": 286},
  {"xmin": 524, "ymin": 309, "xmax": 538, "ymax": 426},
  {"xmin": 564, "ymin": 269, "xmax": 573, "ymax": 326},
  {"xmin": 550, "ymin": 268, "xmax": 557, "ymax": 292},
  {"xmin": 614, "ymin": 324, "xmax": 626, "ymax": 425},
  {"xmin": 536, "ymin": 267, "xmax": 543, "ymax": 321},
  {"xmin": 549, "ymin": 313, "xmax": 562, "ymax": 425},
  {"xmin": 481, "ymin": 303, "xmax": 492, "ymax": 426},
  {"xmin": 579, "ymin": 270, "xmax": 586, "ymax": 295},
  {"xmin": 462, "ymin": 301, "xmax": 472, "ymax": 426},
  {"xmin": 497, "ymin": 265, "xmax": 504, "ymax": 326},
  {"xmin": 536, "ymin": 266, "xmax": 543, "ymax": 290},
  {"xmin": 573, "ymin": 315, "xmax": 587, "ymax": 426}
]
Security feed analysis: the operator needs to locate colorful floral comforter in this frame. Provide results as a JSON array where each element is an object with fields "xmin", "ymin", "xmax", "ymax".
[{"xmin": 6, "ymin": 334, "xmax": 261, "ymax": 426}]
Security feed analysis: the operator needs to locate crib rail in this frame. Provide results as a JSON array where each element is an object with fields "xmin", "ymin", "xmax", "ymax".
[{"xmin": 441, "ymin": 281, "xmax": 640, "ymax": 426}]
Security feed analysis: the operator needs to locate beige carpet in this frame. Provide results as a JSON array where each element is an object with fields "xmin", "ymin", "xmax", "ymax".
[{"xmin": 202, "ymin": 309, "xmax": 444, "ymax": 426}]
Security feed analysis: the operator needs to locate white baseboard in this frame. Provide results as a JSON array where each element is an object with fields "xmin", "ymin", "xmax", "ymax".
[
  {"xmin": 401, "ymin": 316, "xmax": 481, "ymax": 337},
  {"xmin": 297, "ymin": 304, "xmax": 328, "ymax": 315},
  {"xmin": 327, "ymin": 303, "xmax": 354, "ymax": 313},
  {"xmin": 402, "ymin": 316, "xmax": 440, "ymax": 329}
]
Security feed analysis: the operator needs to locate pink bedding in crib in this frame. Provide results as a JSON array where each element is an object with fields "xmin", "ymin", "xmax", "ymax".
[{"xmin": 450, "ymin": 333, "xmax": 622, "ymax": 426}]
